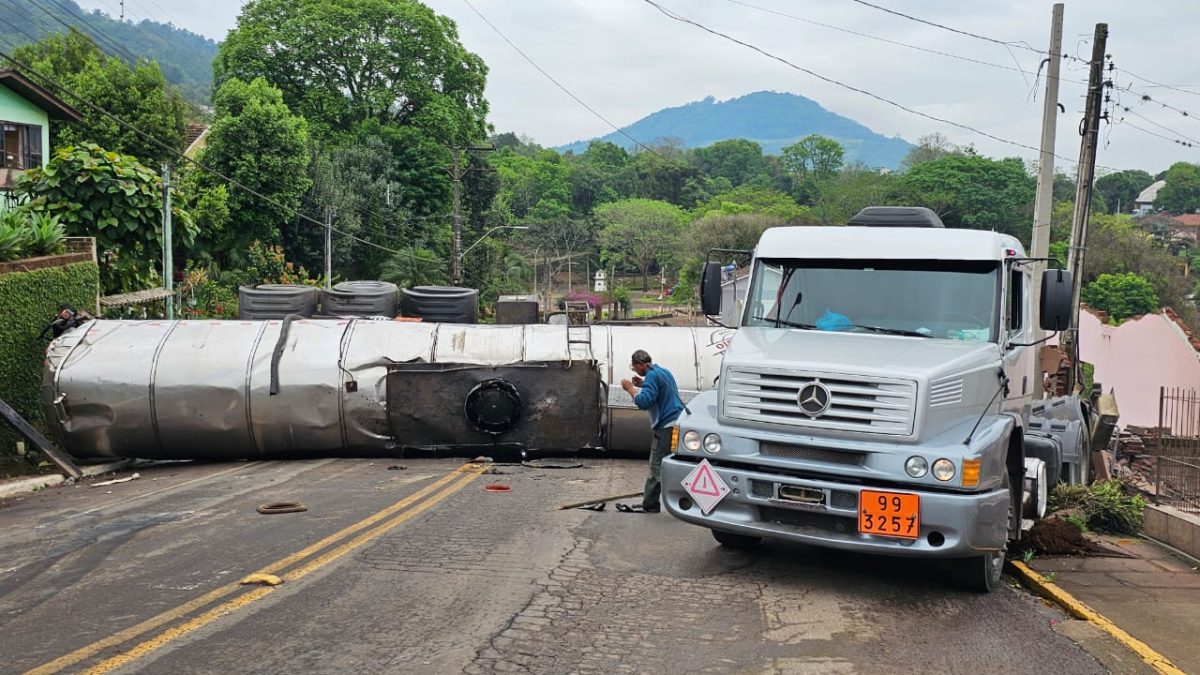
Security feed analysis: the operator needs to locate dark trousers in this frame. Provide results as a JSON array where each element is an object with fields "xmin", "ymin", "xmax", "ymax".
[{"xmin": 642, "ymin": 427, "xmax": 673, "ymax": 511}]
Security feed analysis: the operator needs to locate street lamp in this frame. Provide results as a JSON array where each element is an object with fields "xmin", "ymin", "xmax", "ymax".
[{"xmin": 455, "ymin": 226, "xmax": 529, "ymax": 286}]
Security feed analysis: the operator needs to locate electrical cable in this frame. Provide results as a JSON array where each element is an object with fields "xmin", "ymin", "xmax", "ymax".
[
  {"xmin": 459, "ymin": 0, "xmax": 679, "ymax": 165},
  {"xmin": 641, "ymin": 0, "xmax": 1119, "ymax": 171}
]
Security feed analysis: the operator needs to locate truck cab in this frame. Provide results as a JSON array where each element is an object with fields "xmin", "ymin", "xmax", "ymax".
[{"xmin": 662, "ymin": 207, "xmax": 1083, "ymax": 592}]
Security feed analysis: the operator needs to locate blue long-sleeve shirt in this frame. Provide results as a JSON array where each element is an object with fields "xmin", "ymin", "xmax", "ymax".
[{"xmin": 633, "ymin": 364, "xmax": 684, "ymax": 429}]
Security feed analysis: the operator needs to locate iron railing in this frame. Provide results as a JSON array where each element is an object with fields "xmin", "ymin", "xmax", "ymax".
[
  {"xmin": 1156, "ymin": 387, "xmax": 1200, "ymax": 458},
  {"xmin": 1154, "ymin": 455, "xmax": 1200, "ymax": 515}
]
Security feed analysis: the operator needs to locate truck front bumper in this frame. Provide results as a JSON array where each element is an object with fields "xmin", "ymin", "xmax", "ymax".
[{"xmin": 661, "ymin": 456, "xmax": 1009, "ymax": 558}]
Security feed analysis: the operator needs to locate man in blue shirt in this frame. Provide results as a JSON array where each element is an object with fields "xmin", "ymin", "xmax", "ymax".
[{"xmin": 619, "ymin": 349, "xmax": 684, "ymax": 513}]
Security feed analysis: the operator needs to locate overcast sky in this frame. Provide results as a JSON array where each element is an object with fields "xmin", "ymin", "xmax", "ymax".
[{"xmin": 74, "ymin": 0, "xmax": 1200, "ymax": 173}]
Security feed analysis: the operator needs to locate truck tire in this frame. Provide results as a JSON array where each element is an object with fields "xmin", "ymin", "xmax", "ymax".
[
  {"xmin": 711, "ymin": 529, "xmax": 761, "ymax": 550},
  {"xmin": 956, "ymin": 471, "xmax": 1013, "ymax": 593}
]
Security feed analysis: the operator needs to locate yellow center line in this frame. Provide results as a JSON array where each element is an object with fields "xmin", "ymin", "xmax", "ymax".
[
  {"xmin": 80, "ymin": 468, "xmax": 483, "ymax": 675},
  {"xmin": 27, "ymin": 465, "xmax": 480, "ymax": 675}
]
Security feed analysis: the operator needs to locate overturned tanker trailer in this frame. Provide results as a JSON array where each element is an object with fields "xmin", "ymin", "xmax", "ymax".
[{"xmin": 41, "ymin": 319, "xmax": 734, "ymax": 460}]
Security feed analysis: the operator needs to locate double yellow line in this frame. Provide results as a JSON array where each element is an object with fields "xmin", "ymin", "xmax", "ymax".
[{"xmin": 29, "ymin": 464, "xmax": 484, "ymax": 675}]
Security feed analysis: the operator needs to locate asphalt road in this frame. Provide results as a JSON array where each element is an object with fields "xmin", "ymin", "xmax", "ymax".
[{"xmin": 0, "ymin": 458, "xmax": 1153, "ymax": 674}]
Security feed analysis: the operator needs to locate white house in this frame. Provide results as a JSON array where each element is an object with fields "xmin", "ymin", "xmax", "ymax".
[{"xmin": 1134, "ymin": 179, "xmax": 1166, "ymax": 216}]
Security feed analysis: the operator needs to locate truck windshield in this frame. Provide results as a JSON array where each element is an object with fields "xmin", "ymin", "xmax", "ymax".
[{"xmin": 743, "ymin": 258, "xmax": 1000, "ymax": 341}]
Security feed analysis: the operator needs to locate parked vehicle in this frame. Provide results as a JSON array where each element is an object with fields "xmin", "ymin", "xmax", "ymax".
[{"xmin": 662, "ymin": 207, "xmax": 1091, "ymax": 592}]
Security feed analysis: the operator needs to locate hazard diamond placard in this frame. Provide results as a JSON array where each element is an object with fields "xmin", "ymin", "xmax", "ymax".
[{"xmin": 681, "ymin": 459, "xmax": 731, "ymax": 515}]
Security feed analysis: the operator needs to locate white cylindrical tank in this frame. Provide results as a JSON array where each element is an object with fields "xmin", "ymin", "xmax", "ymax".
[{"xmin": 43, "ymin": 320, "xmax": 735, "ymax": 459}]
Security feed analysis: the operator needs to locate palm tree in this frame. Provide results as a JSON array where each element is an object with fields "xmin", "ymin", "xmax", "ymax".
[{"xmin": 379, "ymin": 247, "xmax": 448, "ymax": 288}]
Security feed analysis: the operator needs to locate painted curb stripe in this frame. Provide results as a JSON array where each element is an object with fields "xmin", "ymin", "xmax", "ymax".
[
  {"xmin": 1009, "ymin": 560, "xmax": 1185, "ymax": 675},
  {"xmin": 28, "ymin": 465, "xmax": 479, "ymax": 675}
]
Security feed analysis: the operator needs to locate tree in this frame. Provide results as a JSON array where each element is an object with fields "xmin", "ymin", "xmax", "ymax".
[
  {"xmin": 1081, "ymin": 213, "xmax": 1194, "ymax": 328},
  {"xmin": 692, "ymin": 139, "xmax": 768, "ymax": 187},
  {"xmin": 595, "ymin": 199, "xmax": 686, "ymax": 290},
  {"xmin": 14, "ymin": 142, "xmax": 192, "ymax": 293},
  {"xmin": 1155, "ymin": 163, "xmax": 1200, "ymax": 214},
  {"xmin": 197, "ymin": 77, "xmax": 310, "ymax": 261},
  {"xmin": 379, "ymin": 246, "xmax": 447, "ymax": 288},
  {"xmin": 811, "ymin": 164, "xmax": 897, "ymax": 225},
  {"xmin": 691, "ymin": 186, "xmax": 813, "ymax": 223},
  {"xmin": 215, "ymin": 0, "xmax": 489, "ymax": 143},
  {"xmin": 14, "ymin": 31, "xmax": 188, "ymax": 167},
  {"xmin": 896, "ymin": 154, "xmax": 1036, "ymax": 244},
  {"xmin": 1095, "ymin": 169, "xmax": 1154, "ymax": 214},
  {"xmin": 900, "ymin": 132, "xmax": 964, "ymax": 169},
  {"xmin": 781, "ymin": 135, "xmax": 844, "ymax": 181},
  {"xmin": 1082, "ymin": 272, "xmax": 1159, "ymax": 322}
]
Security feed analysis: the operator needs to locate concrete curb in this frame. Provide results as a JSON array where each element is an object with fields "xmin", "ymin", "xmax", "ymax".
[
  {"xmin": 1009, "ymin": 560, "xmax": 1184, "ymax": 675},
  {"xmin": 0, "ymin": 459, "xmax": 135, "ymax": 500}
]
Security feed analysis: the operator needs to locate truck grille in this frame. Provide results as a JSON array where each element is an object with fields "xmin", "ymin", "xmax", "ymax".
[
  {"xmin": 723, "ymin": 368, "xmax": 917, "ymax": 436},
  {"xmin": 760, "ymin": 442, "xmax": 864, "ymax": 466}
]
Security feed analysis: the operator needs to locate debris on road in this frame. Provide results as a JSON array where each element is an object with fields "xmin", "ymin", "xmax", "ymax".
[
  {"xmin": 90, "ymin": 473, "xmax": 140, "ymax": 488},
  {"xmin": 386, "ymin": 465, "xmax": 407, "ymax": 471},
  {"xmin": 256, "ymin": 501, "xmax": 308, "ymax": 514},
  {"xmin": 521, "ymin": 459, "xmax": 583, "ymax": 470},
  {"xmin": 239, "ymin": 573, "xmax": 284, "ymax": 586},
  {"xmin": 556, "ymin": 491, "xmax": 643, "ymax": 511},
  {"xmin": 483, "ymin": 483, "xmax": 511, "ymax": 493}
]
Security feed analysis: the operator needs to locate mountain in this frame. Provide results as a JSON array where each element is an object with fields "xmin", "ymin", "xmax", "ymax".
[
  {"xmin": 557, "ymin": 91, "xmax": 913, "ymax": 169},
  {"xmin": 2, "ymin": 0, "xmax": 217, "ymax": 104}
]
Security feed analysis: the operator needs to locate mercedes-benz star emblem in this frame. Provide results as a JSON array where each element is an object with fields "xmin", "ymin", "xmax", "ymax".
[{"xmin": 797, "ymin": 382, "xmax": 832, "ymax": 417}]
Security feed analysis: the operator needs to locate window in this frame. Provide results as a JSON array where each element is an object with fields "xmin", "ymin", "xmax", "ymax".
[
  {"xmin": 1008, "ymin": 268, "xmax": 1024, "ymax": 332},
  {"xmin": 743, "ymin": 258, "xmax": 1000, "ymax": 341},
  {"xmin": 0, "ymin": 123, "xmax": 43, "ymax": 170}
]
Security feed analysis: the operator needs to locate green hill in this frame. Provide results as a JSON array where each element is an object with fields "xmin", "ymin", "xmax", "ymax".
[
  {"xmin": 2, "ymin": 0, "xmax": 217, "ymax": 104},
  {"xmin": 558, "ymin": 91, "xmax": 913, "ymax": 169}
]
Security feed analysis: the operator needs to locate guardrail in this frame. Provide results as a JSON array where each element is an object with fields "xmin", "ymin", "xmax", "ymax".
[{"xmin": 1155, "ymin": 455, "xmax": 1200, "ymax": 515}]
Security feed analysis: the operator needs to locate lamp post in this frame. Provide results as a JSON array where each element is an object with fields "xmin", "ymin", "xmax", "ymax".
[{"xmin": 455, "ymin": 226, "xmax": 529, "ymax": 286}]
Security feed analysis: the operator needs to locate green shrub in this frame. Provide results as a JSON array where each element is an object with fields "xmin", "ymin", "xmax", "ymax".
[
  {"xmin": 0, "ymin": 261, "xmax": 99, "ymax": 453},
  {"xmin": 26, "ymin": 212, "xmax": 66, "ymax": 256},
  {"xmin": 1050, "ymin": 478, "xmax": 1146, "ymax": 534},
  {"xmin": 0, "ymin": 211, "xmax": 30, "ymax": 261}
]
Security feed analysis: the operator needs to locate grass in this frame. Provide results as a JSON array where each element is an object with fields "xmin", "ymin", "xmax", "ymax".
[{"xmin": 1050, "ymin": 478, "xmax": 1146, "ymax": 535}]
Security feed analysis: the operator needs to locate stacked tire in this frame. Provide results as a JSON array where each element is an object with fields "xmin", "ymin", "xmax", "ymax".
[
  {"xmin": 238, "ymin": 285, "xmax": 319, "ymax": 320},
  {"xmin": 320, "ymin": 281, "xmax": 398, "ymax": 318},
  {"xmin": 400, "ymin": 286, "xmax": 478, "ymax": 324}
]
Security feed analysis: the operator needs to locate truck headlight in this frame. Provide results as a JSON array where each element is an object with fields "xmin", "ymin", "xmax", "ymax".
[
  {"xmin": 703, "ymin": 433, "xmax": 722, "ymax": 454},
  {"xmin": 905, "ymin": 456, "xmax": 929, "ymax": 478},
  {"xmin": 932, "ymin": 458, "xmax": 956, "ymax": 482},
  {"xmin": 682, "ymin": 430, "xmax": 702, "ymax": 451}
]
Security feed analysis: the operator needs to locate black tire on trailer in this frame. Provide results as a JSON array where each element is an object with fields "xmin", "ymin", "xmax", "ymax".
[{"xmin": 711, "ymin": 529, "xmax": 762, "ymax": 550}]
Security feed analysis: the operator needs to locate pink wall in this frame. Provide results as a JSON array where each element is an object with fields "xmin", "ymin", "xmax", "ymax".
[{"xmin": 1073, "ymin": 311, "xmax": 1200, "ymax": 428}]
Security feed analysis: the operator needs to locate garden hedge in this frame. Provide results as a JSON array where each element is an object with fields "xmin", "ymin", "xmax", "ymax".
[{"xmin": 0, "ymin": 260, "xmax": 99, "ymax": 453}]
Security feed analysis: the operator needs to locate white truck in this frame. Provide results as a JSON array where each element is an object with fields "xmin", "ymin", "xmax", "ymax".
[{"xmin": 661, "ymin": 207, "xmax": 1091, "ymax": 592}]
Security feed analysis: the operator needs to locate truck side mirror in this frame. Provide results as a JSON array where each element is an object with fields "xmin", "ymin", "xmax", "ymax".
[
  {"xmin": 701, "ymin": 262, "xmax": 723, "ymax": 316},
  {"xmin": 1039, "ymin": 268, "xmax": 1073, "ymax": 332}
]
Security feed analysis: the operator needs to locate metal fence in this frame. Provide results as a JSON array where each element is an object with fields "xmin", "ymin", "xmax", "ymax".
[
  {"xmin": 1154, "ymin": 455, "xmax": 1200, "ymax": 515},
  {"xmin": 1156, "ymin": 387, "xmax": 1200, "ymax": 458}
]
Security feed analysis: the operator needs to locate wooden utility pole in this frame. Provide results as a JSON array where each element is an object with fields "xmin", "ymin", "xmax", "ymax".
[
  {"xmin": 1030, "ymin": 4, "xmax": 1064, "ymax": 388},
  {"xmin": 1064, "ymin": 23, "xmax": 1109, "ymax": 395},
  {"xmin": 447, "ymin": 146, "xmax": 495, "ymax": 287}
]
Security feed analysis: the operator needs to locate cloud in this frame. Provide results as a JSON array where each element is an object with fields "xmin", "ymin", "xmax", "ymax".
[{"xmin": 73, "ymin": 0, "xmax": 1200, "ymax": 172}]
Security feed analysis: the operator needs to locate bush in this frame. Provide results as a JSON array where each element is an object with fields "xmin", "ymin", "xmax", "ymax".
[
  {"xmin": 1081, "ymin": 272, "xmax": 1159, "ymax": 323},
  {"xmin": 564, "ymin": 291, "xmax": 603, "ymax": 308},
  {"xmin": 26, "ymin": 212, "xmax": 66, "ymax": 256},
  {"xmin": 0, "ymin": 210, "xmax": 30, "ymax": 261},
  {"xmin": 0, "ymin": 261, "xmax": 99, "ymax": 453},
  {"xmin": 1050, "ymin": 478, "xmax": 1146, "ymax": 534}
]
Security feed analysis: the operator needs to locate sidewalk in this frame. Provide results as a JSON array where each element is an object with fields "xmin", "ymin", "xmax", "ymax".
[{"xmin": 1026, "ymin": 535, "xmax": 1200, "ymax": 673}]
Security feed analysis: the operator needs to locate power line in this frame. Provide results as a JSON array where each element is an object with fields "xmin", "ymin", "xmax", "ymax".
[
  {"xmin": 642, "ymin": 0, "xmax": 1118, "ymax": 170},
  {"xmin": 1120, "ymin": 67, "xmax": 1200, "ymax": 100},
  {"xmin": 459, "ymin": 0, "xmax": 676, "ymax": 163},
  {"xmin": 724, "ymin": 0, "xmax": 1059, "ymax": 84},
  {"xmin": 845, "ymin": 0, "xmax": 1044, "ymax": 54},
  {"xmin": 1115, "ymin": 117, "xmax": 1197, "ymax": 150},
  {"xmin": 0, "ymin": 49, "xmax": 434, "ymax": 261},
  {"xmin": 1120, "ymin": 107, "xmax": 1200, "ymax": 146}
]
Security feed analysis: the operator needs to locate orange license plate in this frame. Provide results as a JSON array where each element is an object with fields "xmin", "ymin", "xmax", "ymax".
[{"xmin": 858, "ymin": 490, "xmax": 920, "ymax": 539}]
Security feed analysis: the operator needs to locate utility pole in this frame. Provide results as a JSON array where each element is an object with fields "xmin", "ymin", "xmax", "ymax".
[
  {"xmin": 447, "ymin": 145, "xmax": 495, "ymax": 286},
  {"xmin": 162, "ymin": 163, "xmax": 173, "ymax": 320},
  {"xmin": 324, "ymin": 207, "xmax": 332, "ymax": 290},
  {"xmin": 1064, "ymin": 23, "xmax": 1109, "ymax": 395},
  {"xmin": 1030, "ymin": 3, "xmax": 1064, "ymax": 388}
]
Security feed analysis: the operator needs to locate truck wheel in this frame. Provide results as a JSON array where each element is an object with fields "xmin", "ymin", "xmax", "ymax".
[
  {"xmin": 956, "ymin": 470, "xmax": 1013, "ymax": 593},
  {"xmin": 711, "ymin": 529, "xmax": 761, "ymax": 549}
]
